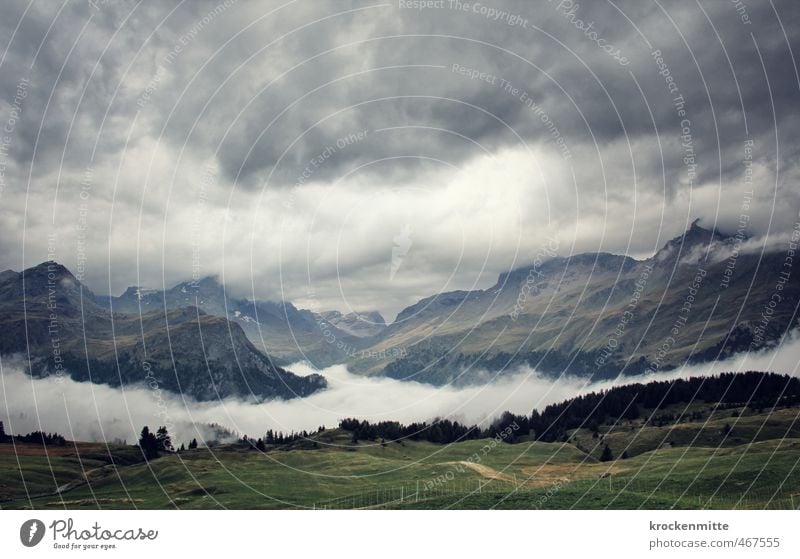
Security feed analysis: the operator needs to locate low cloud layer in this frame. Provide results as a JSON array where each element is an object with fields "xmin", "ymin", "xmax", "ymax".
[{"xmin": 2, "ymin": 330, "xmax": 798, "ymax": 446}]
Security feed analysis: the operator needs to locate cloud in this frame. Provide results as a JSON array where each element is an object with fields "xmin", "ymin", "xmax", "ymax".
[
  {"xmin": 2, "ymin": 328, "xmax": 798, "ymax": 446},
  {"xmin": 0, "ymin": 0, "xmax": 799, "ymax": 318}
]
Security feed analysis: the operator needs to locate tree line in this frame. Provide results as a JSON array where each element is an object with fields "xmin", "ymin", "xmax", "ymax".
[
  {"xmin": 529, "ymin": 371, "xmax": 799, "ymax": 442},
  {"xmin": 338, "ymin": 371, "xmax": 798, "ymax": 445},
  {"xmin": 338, "ymin": 411, "xmax": 534, "ymax": 445},
  {"xmin": 339, "ymin": 417, "xmax": 485, "ymax": 444},
  {"xmin": 238, "ymin": 429, "xmax": 313, "ymax": 452},
  {"xmin": 0, "ymin": 422, "xmax": 66, "ymax": 446}
]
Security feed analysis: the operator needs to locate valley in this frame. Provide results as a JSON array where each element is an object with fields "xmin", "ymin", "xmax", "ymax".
[
  {"xmin": 2, "ymin": 373, "xmax": 798, "ymax": 510},
  {"xmin": 2, "ymin": 223, "xmax": 796, "ymax": 402}
]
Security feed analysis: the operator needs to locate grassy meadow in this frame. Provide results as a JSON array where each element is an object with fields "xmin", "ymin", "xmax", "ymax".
[{"xmin": 1, "ymin": 401, "xmax": 799, "ymax": 510}]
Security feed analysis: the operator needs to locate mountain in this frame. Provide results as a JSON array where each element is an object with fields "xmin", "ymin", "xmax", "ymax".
[
  {"xmin": 349, "ymin": 222, "xmax": 799, "ymax": 384},
  {"xmin": 96, "ymin": 276, "xmax": 371, "ymax": 367},
  {"xmin": 7, "ymin": 223, "xmax": 794, "ymax": 394},
  {"xmin": 318, "ymin": 310, "xmax": 386, "ymax": 338},
  {"xmin": 0, "ymin": 262, "xmax": 326, "ymax": 401}
]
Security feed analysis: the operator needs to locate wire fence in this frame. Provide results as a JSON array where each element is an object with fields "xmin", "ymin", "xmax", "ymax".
[
  {"xmin": 311, "ymin": 476, "xmax": 800, "ymax": 510},
  {"xmin": 314, "ymin": 478, "xmax": 511, "ymax": 509}
]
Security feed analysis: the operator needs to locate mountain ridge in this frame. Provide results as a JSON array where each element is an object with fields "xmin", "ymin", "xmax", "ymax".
[
  {"xmin": 356, "ymin": 223, "xmax": 798, "ymax": 383},
  {"xmin": 0, "ymin": 263, "xmax": 326, "ymax": 401},
  {"xmin": 3, "ymin": 223, "xmax": 793, "ymax": 391}
]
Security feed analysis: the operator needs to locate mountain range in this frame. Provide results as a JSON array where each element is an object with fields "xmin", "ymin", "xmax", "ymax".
[
  {"xmin": 0, "ymin": 263, "xmax": 326, "ymax": 401},
  {"xmin": 94, "ymin": 276, "xmax": 386, "ymax": 366},
  {"xmin": 366, "ymin": 222, "xmax": 799, "ymax": 383},
  {"xmin": 1, "ymin": 222, "xmax": 797, "ymax": 398}
]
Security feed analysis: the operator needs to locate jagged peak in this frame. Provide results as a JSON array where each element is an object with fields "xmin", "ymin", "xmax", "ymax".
[
  {"xmin": 356, "ymin": 310, "xmax": 387, "ymax": 325},
  {"xmin": 186, "ymin": 275, "xmax": 222, "ymax": 287},
  {"xmin": 24, "ymin": 260, "xmax": 75, "ymax": 278},
  {"xmin": 320, "ymin": 309, "xmax": 386, "ymax": 325},
  {"xmin": 654, "ymin": 220, "xmax": 732, "ymax": 262},
  {"xmin": 7, "ymin": 261, "xmax": 100, "ymax": 301}
]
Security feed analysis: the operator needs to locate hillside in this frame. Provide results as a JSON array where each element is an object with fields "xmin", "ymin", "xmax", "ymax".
[
  {"xmin": 361, "ymin": 222, "xmax": 800, "ymax": 384},
  {"xmin": 84, "ymin": 223, "xmax": 800, "ymax": 386},
  {"xmin": 96, "ymin": 276, "xmax": 377, "ymax": 367},
  {"xmin": 0, "ymin": 262, "xmax": 326, "ymax": 401},
  {"xmin": 2, "ymin": 404, "xmax": 797, "ymax": 510}
]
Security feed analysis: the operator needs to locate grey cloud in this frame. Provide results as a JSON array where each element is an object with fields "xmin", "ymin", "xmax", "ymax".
[{"xmin": 0, "ymin": 0, "xmax": 799, "ymax": 317}]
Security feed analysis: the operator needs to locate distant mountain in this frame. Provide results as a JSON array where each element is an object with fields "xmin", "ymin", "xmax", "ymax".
[
  {"xmin": 7, "ymin": 223, "xmax": 794, "ymax": 395},
  {"xmin": 319, "ymin": 310, "xmax": 386, "ymax": 338},
  {"xmin": 0, "ymin": 262, "xmax": 326, "ymax": 401},
  {"xmin": 96, "ymin": 276, "xmax": 371, "ymax": 367},
  {"xmin": 351, "ymin": 222, "xmax": 799, "ymax": 384}
]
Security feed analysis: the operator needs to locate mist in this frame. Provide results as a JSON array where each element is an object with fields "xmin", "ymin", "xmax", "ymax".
[{"xmin": 1, "ymin": 332, "xmax": 799, "ymax": 446}]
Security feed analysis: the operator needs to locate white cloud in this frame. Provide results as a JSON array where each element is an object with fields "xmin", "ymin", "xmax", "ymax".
[{"xmin": 2, "ymin": 330, "xmax": 798, "ymax": 445}]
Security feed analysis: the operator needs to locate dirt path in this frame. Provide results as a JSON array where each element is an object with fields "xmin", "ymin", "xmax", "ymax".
[
  {"xmin": 454, "ymin": 461, "xmax": 520, "ymax": 485},
  {"xmin": 448, "ymin": 460, "xmax": 627, "ymax": 488}
]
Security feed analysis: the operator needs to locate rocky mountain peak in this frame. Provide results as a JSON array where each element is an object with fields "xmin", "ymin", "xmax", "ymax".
[
  {"xmin": 319, "ymin": 309, "xmax": 387, "ymax": 338},
  {"xmin": 663, "ymin": 220, "xmax": 727, "ymax": 250}
]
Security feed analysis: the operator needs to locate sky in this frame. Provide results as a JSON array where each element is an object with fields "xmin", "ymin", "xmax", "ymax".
[{"xmin": 0, "ymin": 0, "xmax": 798, "ymax": 318}]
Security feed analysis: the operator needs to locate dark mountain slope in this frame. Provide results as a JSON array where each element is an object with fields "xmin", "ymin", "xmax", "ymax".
[
  {"xmin": 96, "ymin": 276, "xmax": 369, "ymax": 367},
  {"xmin": 363, "ymin": 223, "xmax": 799, "ymax": 384},
  {"xmin": 0, "ymin": 263, "xmax": 326, "ymax": 401}
]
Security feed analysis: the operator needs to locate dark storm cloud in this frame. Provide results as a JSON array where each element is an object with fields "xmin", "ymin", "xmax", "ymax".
[
  {"xmin": 3, "ymin": 0, "xmax": 797, "ymax": 188},
  {"xmin": 189, "ymin": 0, "xmax": 800, "ymax": 208}
]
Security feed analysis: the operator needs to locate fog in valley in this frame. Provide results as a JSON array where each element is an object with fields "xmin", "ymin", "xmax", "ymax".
[{"xmin": 2, "ymin": 331, "xmax": 798, "ymax": 447}]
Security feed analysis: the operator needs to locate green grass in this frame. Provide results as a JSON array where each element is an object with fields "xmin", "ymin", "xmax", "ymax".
[{"xmin": 2, "ymin": 405, "xmax": 799, "ymax": 510}]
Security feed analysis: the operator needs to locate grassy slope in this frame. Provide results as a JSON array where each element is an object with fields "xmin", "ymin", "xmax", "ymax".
[{"xmin": 2, "ymin": 404, "xmax": 799, "ymax": 510}]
